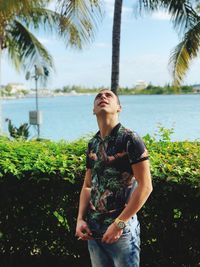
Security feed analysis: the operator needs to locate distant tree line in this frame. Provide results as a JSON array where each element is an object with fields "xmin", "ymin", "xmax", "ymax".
[
  {"xmin": 1, "ymin": 1, "xmax": 199, "ymax": 96},
  {"xmin": 0, "ymin": 85, "xmax": 29, "ymax": 97},
  {"xmin": 53, "ymin": 84, "xmax": 194, "ymax": 95},
  {"xmin": 119, "ymin": 84, "xmax": 194, "ymax": 95}
]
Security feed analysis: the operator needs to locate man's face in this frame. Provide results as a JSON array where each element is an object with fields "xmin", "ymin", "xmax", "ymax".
[{"xmin": 93, "ymin": 90, "xmax": 121, "ymax": 115}]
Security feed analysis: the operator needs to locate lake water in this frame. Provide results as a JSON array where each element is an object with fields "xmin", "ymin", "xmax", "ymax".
[{"xmin": 1, "ymin": 94, "xmax": 200, "ymax": 141}]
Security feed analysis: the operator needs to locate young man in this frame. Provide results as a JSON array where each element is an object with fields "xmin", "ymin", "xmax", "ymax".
[{"xmin": 75, "ymin": 89, "xmax": 152, "ymax": 267}]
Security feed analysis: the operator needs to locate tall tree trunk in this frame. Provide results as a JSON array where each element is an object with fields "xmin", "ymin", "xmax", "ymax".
[{"xmin": 111, "ymin": 0, "xmax": 123, "ymax": 94}]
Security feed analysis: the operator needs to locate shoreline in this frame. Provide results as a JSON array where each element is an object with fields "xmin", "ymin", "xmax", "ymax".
[
  {"xmin": 0, "ymin": 92, "xmax": 95, "ymax": 100},
  {"xmin": 0, "ymin": 92, "xmax": 199, "ymax": 100}
]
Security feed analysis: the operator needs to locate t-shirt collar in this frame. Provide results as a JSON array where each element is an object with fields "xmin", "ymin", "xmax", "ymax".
[{"xmin": 95, "ymin": 123, "xmax": 121, "ymax": 141}]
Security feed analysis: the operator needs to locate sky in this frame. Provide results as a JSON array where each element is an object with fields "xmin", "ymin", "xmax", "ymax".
[{"xmin": 1, "ymin": 0, "xmax": 200, "ymax": 89}]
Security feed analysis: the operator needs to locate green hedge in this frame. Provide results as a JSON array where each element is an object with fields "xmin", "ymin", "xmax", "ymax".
[{"xmin": 0, "ymin": 136, "xmax": 199, "ymax": 267}]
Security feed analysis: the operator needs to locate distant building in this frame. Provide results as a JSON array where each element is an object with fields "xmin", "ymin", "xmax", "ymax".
[
  {"xmin": 134, "ymin": 80, "xmax": 148, "ymax": 90},
  {"xmin": 27, "ymin": 89, "xmax": 54, "ymax": 97},
  {"xmin": 192, "ymin": 84, "xmax": 200, "ymax": 93},
  {"xmin": 39, "ymin": 89, "xmax": 54, "ymax": 96}
]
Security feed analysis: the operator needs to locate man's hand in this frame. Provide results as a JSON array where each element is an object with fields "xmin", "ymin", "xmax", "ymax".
[
  {"xmin": 75, "ymin": 219, "xmax": 93, "ymax": 241},
  {"xmin": 102, "ymin": 223, "xmax": 123, "ymax": 244}
]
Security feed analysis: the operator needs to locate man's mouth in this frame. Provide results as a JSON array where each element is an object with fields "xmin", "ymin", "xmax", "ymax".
[{"xmin": 99, "ymin": 101, "xmax": 108, "ymax": 106}]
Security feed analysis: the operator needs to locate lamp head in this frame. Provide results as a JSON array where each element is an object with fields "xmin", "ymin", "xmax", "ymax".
[
  {"xmin": 35, "ymin": 66, "xmax": 44, "ymax": 76},
  {"xmin": 25, "ymin": 71, "xmax": 30, "ymax": 80}
]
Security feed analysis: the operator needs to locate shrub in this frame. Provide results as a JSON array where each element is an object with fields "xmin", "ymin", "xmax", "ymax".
[{"xmin": 0, "ymin": 136, "xmax": 199, "ymax": 267}]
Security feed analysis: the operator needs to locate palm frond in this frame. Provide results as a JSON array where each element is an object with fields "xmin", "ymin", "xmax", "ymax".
[
  {"xmin": 55, "ymin": 0, "xmax": 103, "ymax": 47},
  {"xmin": 18, "ymin": 8, "xmax": 85, "ymax": 49},
  {"xmin": 137, "ymin": 0, "xmax": 160, "ymax": 13},
  {"xmin": 137, "ymin": 0, "xmax": 198, "ymax": 35},
  {"xmin": 0, "ymin": 0, "xmax": 48, "ymax": 14},
  {"xmin": 169, "ymin": 19, "xmax": 200, "ymax": 86},
  {"xmin": 17, "ymin": 8, "xmax": 62, "ymax": 33},
  {"xmin": 7, "ymin": 19, "xmax": 53, "ymax": 76},
  {"xmin": 196, "ymin": 4, "xmax": 200, "ymax": 13},
  {"xmin": 163, "ymin": 0, "xmax": 198, "ymax": 34}
]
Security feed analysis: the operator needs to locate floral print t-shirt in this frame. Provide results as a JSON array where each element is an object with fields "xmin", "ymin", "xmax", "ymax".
[{"xmin": 86, "ymin": 123, "xmax": 149, "ymax": 226}]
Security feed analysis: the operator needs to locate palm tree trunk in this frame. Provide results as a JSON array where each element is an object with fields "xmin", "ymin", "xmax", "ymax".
[{"xmin": 111, "ymin": 0, "xmax": 123, "ymax": 94}]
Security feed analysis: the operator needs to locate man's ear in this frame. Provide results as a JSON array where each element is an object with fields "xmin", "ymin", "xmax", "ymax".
[
  {"xmin": 117, "ymin": 104, "xmax": 122, "ymax": 113},
  {"xmin": 93, "ymin": 109, "xmax": 96, "ymax": 115}
]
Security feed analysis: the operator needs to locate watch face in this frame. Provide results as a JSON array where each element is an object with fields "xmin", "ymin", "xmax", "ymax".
[{"xmin": 118, "ymin": 221, "xmax": 125, "ymax": 229}]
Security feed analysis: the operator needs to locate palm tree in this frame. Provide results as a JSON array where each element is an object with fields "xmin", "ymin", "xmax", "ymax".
[
  {"xmin": 0, "ymin": 0, "xmax": 101, "ymax": 133},
  {"xmin": 139, "ymin": 1, "xmax": 200, "ymax": 87},
  {"xmin": 111, "ymin": 0, "xmax": 123, "ymax": 94},
  {"xmin": 0, "ymin": 0, "xmax": 101, "ymax": 82},
  {"xmin": 111, "ymin": 0, "xmax": 199, "ymax": 93},
  {"xmin": 169, "ymin": 11, "xmax": 200, "ymax": 86}
]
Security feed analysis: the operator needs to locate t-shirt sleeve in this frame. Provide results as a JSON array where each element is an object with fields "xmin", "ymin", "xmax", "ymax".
[
  {"xmin": 126, "ymin": 132, "xmax": 149, "ymax": 165},
  {"xmin": 86, "ymin": 142, "xmax": 92, "ymax": 169}
]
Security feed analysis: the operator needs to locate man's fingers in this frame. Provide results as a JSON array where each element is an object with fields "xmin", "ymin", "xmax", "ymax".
[
  {"xmin": 76, "ymin": 229, "xmax": 93, "ymax": 241},
  {"xmin": 75, "ymin": 221, "xmax": 93, "ymax": 241},
  {"xmin": 81, "ymin": 224, "xmax": 92, "ymax": 236},
  {"xmin": 84, "ymin": 225, "xmax": 92, "ymax": 236},
  {"xmin": 102, "ymin": 234, "xmax": 110, "ymax": 243},
  {"xmin": 102, "ymin": 234, "xmax": 120, "ymax": 244},
  {"xmin": 75, "ymin": 229, "xmax": 82, "ymax": 237},
  {"xmin": 78, "ymin": 233, "xmax": 93, "ymax": 241}
]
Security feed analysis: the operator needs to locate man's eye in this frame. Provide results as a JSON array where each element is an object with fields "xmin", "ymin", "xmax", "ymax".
[
  {"xmin": 106, "ymin": 93, "xmax": 112, "ymax": 97},
  {"xmin": 95, "ymin": 94, "xmax": 101, "ymax": 100}
]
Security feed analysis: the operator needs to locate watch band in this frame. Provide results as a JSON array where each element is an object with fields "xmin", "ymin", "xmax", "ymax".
[{"xmin": 114, "ymin": 218, "xmax": 127, "ymax": 229}]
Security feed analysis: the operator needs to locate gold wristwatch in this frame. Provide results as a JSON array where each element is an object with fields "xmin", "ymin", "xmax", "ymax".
[{"xmin": 114, "ymin": 218, "xmax": 127, "ymax": 230}]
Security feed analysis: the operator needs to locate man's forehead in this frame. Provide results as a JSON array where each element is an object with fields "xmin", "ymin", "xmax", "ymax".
[{"xmin": 95, "ymin": 90, "xmax": 116, "ymax": 97}]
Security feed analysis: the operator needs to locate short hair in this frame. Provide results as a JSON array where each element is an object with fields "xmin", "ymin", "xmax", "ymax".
[{"xmin": 94, "ymin": 88, "xmax": 121, "ymax": 105}]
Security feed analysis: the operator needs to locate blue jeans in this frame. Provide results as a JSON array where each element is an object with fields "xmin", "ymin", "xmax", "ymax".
[{"xmin": 87, "ymin": 215, "xmax": 140, "ymax": 267}]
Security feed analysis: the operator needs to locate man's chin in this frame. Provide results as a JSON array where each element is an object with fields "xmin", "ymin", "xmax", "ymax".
[{"xmin": 95, "ymin": 110, "xmax": 107, "ymax": 116}]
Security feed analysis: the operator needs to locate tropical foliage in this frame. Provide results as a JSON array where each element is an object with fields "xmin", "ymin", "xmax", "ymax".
[
  {"xmin": 5, "ymin": 118, "xmax": 30, "ymax": 140},
  {"xmin": 52, "ymin": 84, "xmax": 194, "ymax": 95},
  {"xmin": 111, "ymin": 0, "xmax": 200, "ymax": 93},
  {"xmin": 0, "ymin": 0, "xmax": 101, "ymax": 78},
  {"xmin": 0, "ymin": 130, "xmax": 199, "ymax": 266},
  {"xmin": 138, "ymin": 0, "xmax": 200, "ymax": 87}
]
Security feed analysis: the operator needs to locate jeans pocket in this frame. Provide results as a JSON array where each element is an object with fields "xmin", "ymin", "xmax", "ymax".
[
  {"xmin": 122, "ymin": 225, "xmax": 131, "ymax": 235},
  {"xmin": 135, "ymin": 222, "xmax": 140, "ymax": 237}
]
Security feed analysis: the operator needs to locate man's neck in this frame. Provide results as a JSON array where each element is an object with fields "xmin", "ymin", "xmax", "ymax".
[{"xmin": 96, "ymin": 115, "xmax": 119, "ymax": 139}]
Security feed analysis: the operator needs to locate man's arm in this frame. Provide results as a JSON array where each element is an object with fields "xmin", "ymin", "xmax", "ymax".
[
  {"xmin": 102, "ymin": 160, "xmax": 152, "ymax": 243},
  {"xmin": 116, "ymin": 160, "xmax": 152, "ymax": 221},
  {"xmin": 75, "ymin": 169, "xmax": 93, "ymax": 240}
]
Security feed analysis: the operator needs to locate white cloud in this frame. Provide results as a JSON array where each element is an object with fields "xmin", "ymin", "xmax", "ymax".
[
  {"xmin": 103, "ymin": 0, "xmax": 114, "ymax": 17},
  {"xmin": 120, "ymin": 53, "xmax": 172, "ymax": 86},
  {"xmin": 119, "ymin": 51, "xmax": 200, "ymax": 86},
  {"xmin": 38, "ymin": 37, "xmax": 52, "ymax": 45},
  {"xmin": 122, "ymin": 6, "xmax": 132, "ymax": 16},
  {"xmin": 48, "ymin": 0, "xmax": 57, "ymax": 11},
  {"xmin": 152, "ymin": 11, "xmax": 171, "ymax": 21},
  {"xmin": 94, "ymin": 42, "xmax": 110, "ymax": 48}
]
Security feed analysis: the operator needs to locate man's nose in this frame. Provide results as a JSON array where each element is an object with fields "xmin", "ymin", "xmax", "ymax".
[{"xmin": 100, "ymin": 94, "xmax": 106, "ymax": 100}]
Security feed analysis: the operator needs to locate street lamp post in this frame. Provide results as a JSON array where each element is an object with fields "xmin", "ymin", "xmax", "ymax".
[
  {"xmin": 26, "ymin": 65, "xmax": 44, "ymax": 139},
  {"xmin": 34, "ymin": 65, "xmax": 40, "ymax": 138}
]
